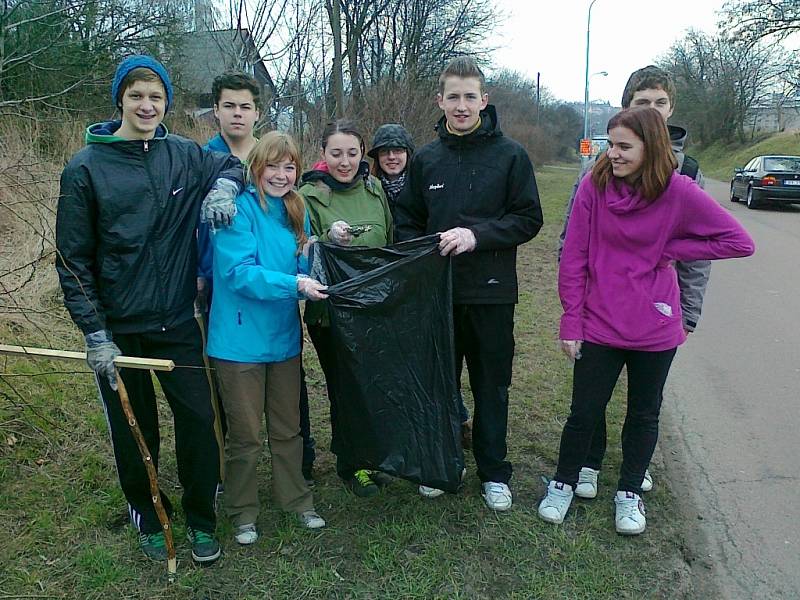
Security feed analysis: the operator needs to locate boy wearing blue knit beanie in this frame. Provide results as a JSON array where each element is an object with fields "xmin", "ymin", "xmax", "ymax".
[{"xmin": 55, "ymin": 55, "xmax": 244, "ymax": 565}]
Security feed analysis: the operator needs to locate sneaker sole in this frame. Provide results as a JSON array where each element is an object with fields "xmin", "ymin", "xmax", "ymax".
[
  {"xmin": 616, "ymin": 524, "xmax": 646, "ymax": 535},
  {"xmin": 574, "ymin": 487, "xmax": 597, "ymax": 499},
  {"xmin": 538, "ymin": 510, "xmax": 566, "ymax": 524},
  {"xmin": 482, "ymin": 496, "xmax": 512, "ymax": 512},
  {"xmin": 235, "ymin": 535, "xmax": 258, "ymax": 545},
  {"xmin": 191, "ymin": 547, "xmax": 222, "ymax": 563}
]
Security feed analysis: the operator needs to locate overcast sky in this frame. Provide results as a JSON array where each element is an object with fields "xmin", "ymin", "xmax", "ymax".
[{"xmin": 488, "ymin": 0, "xmax": 726, "ymax": 105}]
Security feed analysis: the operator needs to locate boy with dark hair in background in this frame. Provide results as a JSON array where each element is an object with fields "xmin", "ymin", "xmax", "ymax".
[{"xmin": 197, "ymin": 71, "xmax": 318, "ymax": 486}]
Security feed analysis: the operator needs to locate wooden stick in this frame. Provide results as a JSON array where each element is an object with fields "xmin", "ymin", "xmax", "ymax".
[
  {"xmin": 115, "ymin": 366, "xmax": 177, "ymax": 578},
  {"xmin": 0, "ymin": 344, "xmax": 174, "ymax": 371}
]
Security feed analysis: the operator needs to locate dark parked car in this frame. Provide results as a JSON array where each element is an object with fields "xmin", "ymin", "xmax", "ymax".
[{"xmin": 730, "ymin": 155, "xmax": 800, "ymax": 209}]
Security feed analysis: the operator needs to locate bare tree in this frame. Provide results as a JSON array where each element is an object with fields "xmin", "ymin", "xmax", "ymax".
[
  {"xmin": 1, "ymin": 0, "xmax": 193, "ymax": 112},
  {"xmin": 723, "ymin": 0, "xmax": 800, "ymax": 45},
  {"xmin": 660, "ymin": 30, "xmax": 782, "ymax": 144}
]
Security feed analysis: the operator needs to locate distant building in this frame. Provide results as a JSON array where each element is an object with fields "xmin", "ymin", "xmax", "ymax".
[
  {"xmin": 172, "ymin": 28, "xmax": 273, "ymax": 109},
  {"xmin": 746, "ymin": 94, "xmax": 800, "ymax": 134},
  {"xmin": 568, "ymin": 101, "xmax": 620, "ymax": 137}
]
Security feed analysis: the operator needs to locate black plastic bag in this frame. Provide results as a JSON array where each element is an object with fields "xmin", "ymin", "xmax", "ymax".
[{"xmin": 310, "ymin": 235, "xmax": 465, "ymax": 492}]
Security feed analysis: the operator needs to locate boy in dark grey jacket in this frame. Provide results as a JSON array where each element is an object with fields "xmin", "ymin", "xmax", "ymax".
[
  {"xmin": 395, "ymin": 56, "xmax": 543, "ymax": 511},
  {"xmin": 558, "ymin": 65, "xmax": 710, "ymax": 500}
]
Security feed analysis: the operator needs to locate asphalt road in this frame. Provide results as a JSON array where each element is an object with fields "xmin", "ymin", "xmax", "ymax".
[{"xmin": 660, "ymin": 179, "xmax": 800, "ymax": 598}]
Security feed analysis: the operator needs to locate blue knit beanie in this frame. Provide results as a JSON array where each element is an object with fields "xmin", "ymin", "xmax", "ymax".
[{"xmin": 111, "ymin": 55, "xmax": 174, "ymax": 112}]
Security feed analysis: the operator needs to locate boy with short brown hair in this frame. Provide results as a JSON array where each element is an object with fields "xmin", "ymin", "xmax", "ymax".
[{"xmin": 395, "ymin": 56, "xmax": 543, "ymax": 511}]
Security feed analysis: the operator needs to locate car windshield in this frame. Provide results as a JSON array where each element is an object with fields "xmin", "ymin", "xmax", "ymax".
[{"xmin": 764, "ymin": 157, "xmax": 800, "ymax": 172}]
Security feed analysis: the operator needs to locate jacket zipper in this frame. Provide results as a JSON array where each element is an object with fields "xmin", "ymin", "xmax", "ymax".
[{"xmin": 140, "ymin": 140, "xmax": 169, "ymax": 328}]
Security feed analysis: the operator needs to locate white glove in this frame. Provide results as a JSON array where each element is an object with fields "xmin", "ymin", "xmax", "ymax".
[
  {"xmin": 560, "ymin": 340, "xmax": 583, "ymax": 361},
  {"xmin": 201, "ymin": 178, "xmax": 239, "ymax": 230},
  {"xmin": 297, "ymin": 275, "xmax": 328, "ymax": 301},
  {"xmin": 302, "ymin": 235, "xmax": 318, "ymax": 258},
  {"xmin": 438, "ymin": 227, "xmax": 477, "ymax": 256},
  {"xmin": 328, "ymin": 221, "xmax": 353, "ymax": 246}
]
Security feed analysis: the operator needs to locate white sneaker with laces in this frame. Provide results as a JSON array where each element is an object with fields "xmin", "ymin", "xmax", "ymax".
[
  {"xmin": 234, "ymin": 523, "xmax": 258, "ymax": 545},
  {"xmin": 614, "ymin": 490, "xmax": 646, "ymax": 535},
  {"xmin": 641, "ymin": 469, "xmax": 653, "ymax": 492},
  {"xmin": 298, "ymin": 510, "xmax": 326, "ymax": 529},
  {"xmin": 575, "ymin": 467, "xmax": 599, "ymax": 499},
  {"xmin": 482, "ymin": 481, "xmax": 513, "ymax": 511},
  {"xmin": 538, "ymin": 480, "xmax": 574, "ymax": 524}
]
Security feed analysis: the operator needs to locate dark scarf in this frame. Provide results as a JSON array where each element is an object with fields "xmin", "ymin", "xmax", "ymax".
[
  {"xmin": 380, "ymin": 172, "xmax": 406, "ymax": 205},
  {"xmin": 301, "ymin": 160, "xmax": 371, "ymax": 192}
]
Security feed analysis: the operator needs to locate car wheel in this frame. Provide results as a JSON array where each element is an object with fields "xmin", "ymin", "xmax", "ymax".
[
  {"xmin": 746, "ymin": 186, "xmax": 761, "ymax": 209},
  {"xmin": 729, "ymin": 184, "xmax": 738, "ymax": 202}
]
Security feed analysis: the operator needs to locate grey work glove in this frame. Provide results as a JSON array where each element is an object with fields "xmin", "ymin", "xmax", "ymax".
[
  {"xmin": 85, "ymin": 330, "xmax": 122, "ymax": 391},
  {"xmin": 200, "ymin": 178, "xmax": 239, "ymax": 231}
]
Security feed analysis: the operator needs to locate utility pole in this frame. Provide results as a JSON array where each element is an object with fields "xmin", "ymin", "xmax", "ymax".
[{"xmin": 328, "ymin": 0, "xmax": 344, "ymax": 118}]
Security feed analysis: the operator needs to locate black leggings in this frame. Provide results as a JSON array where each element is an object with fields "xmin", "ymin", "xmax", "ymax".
[{"xmin": 553, "ymin": 341, "xmax": 676, "ymax": 494}]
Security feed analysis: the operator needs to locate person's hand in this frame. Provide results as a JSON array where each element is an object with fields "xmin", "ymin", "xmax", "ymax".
[
  {"xmin": 328, "ymin": 221, "xmax": 353, "ymax": 245},
  {"xmin": 201, "ymin": 178, "xmax": 239, "ymax": 230},
  {"xmin": 297, "ymin": 276, "xmax": 328, "ymax": 301},
  {"xmin": 684, "ymin": 327, "xmax": 692, "ymax": 336},
  {"xmin": 302, "ymin": 235, "xmax": 318, "ymax": 258},
  {"xmin": 438, "ymin": 227, "xmax": 477, "ymax": 256},
  {"xmin": 560, "ymin": 339, "xmax": 583, "ymax": 361},
  {"xmin": 85, "ymin": 330, "xmax": 122, "ymax": 391}
]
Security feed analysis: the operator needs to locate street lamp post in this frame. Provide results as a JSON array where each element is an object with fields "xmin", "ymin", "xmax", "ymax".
[{"xmin": 582, "ymin": 0, "xmax": 600, "ymax": 168}]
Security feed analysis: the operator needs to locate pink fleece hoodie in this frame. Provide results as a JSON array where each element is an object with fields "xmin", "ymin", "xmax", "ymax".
[{"xmin": 559, "ymin": 172, "xmax": 755, "ymax": 351}]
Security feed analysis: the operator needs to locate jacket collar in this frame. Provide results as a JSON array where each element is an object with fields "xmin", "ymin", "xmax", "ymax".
[{"xmin": 435, "ymin": 105, "xmax": 502, "ymax": 146}]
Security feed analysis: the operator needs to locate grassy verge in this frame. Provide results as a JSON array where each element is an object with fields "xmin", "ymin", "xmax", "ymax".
[
  {"xmin": 693, "ymin": 131, "xmax": 800, "ymax": 181},
  {"xmin": 1, "ymin": 166, "xmax": 690, "ymax": 599}
]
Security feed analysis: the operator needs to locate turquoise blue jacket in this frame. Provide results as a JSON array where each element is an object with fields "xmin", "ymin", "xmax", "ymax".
[{"xmin": 207, "ymin": 185, "xmax": 310, "ymax": 363}]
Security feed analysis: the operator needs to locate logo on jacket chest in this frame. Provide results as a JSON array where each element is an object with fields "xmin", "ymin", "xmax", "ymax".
[{"xmin": 428, "ymin": 183, "xmax": 445, "ymax": 191}]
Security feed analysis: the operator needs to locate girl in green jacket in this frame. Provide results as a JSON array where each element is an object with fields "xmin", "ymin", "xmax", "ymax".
[{"xmin": 299, "ymin": 119, "xmax": 393, "ymax": 498}]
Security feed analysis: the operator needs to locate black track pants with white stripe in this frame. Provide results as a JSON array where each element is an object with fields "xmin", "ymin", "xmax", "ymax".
[{"xmin": 96, "ymin": 317, "xmax": 221, "ymax": 534}]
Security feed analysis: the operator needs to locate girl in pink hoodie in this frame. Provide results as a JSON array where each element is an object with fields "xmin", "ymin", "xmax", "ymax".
[{"xmin": 538, "ymin": 107, "xmax": 754, "ymax": 535}]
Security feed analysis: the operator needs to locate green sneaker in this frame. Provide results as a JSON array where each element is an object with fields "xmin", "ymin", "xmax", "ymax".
[
  {"xmin": 186, "ymin": 526, "xmax": 221, "ymax": 564},
  {"xmin": 139, "ymin": 531, "xmax": 167, "ymax": 562},
  {"xmin": 345, "ymin": 469, "xmax": 379, "ymax": 498}
]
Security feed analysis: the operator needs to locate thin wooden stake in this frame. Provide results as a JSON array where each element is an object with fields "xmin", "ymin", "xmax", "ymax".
[
  {"xmin": 0, "ymin": 344, "xmax": 174, "ymax": 371},
  {"xmin": 115, "ymin": 366, "xmax": 177, "ymax": 579}
]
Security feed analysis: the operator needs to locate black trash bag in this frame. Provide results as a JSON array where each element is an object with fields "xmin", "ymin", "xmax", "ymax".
[{"xmin": 310, "ymin": 235, "xmax": 465, "ymax": 492}]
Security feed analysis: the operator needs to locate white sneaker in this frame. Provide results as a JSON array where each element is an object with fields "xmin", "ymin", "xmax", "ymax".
[
  {"xmin": 481, "ymin": 481, "xmax": 513, "ymax": 511},
  {"xmin": 234, "ymin": 523, "xmax": 258, "ymax": 545},
  {"xmin": 298, "ymin": 510, "xmax": 326, "ymax": 529},
  {"xmin": 418, "ymin": 485, "xmax": 446, "ymax": 498},
  {"xmin": 418, "ymin": 468, "xmax": 466, "ymax": 499},
  {"xmin": 614, "ymin": 491, "xmax": 646, "ymax": 535},
  {"xmin": 641, "ymin": 469, "xmax": 653, "ymax": 492},
  {"xmin": 538, "ymin": 480, "xmax": 574, "ymax": 524},
  {"xmin": 575, "ymin": 467, "xmax": 599, "ymax": 499}
]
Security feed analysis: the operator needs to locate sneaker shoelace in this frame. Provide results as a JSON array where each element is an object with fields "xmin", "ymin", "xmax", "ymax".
[
  {"xmin": 189, "ymin": 528, "xmax": 215, "ymax": 544},
  {"xmin": 545, "ymin": 486, "xmax": 572, "ymax": 511},
  {"xmin": 485, "ymin": 483, "xmax": 510, "ymax": 498},
  {"xmin": 617, "ymin": 496, "xmax": 644, "ymax": 521},
  {"xmin": 354, "ymin": 469, "xmax": 374, "ymax": 487}
]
